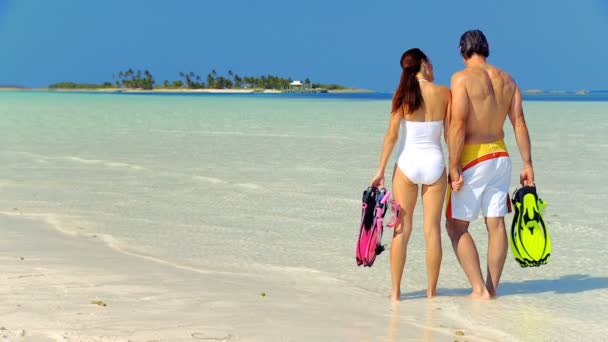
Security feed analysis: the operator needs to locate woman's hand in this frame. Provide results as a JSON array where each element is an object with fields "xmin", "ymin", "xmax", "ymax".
[
  {"xmin": 449, "ymin": 166, "xmax": 464, "ymax": 192},
  {"xmin": 370, "ymin": 172, "xmax": 385, "ymax": 188}
]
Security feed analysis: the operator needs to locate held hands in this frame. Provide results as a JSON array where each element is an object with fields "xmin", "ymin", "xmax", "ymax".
[
  {"xmin": 370, "ymin": 171, "xmax": 385, "ymax": 188},
  {"xmin": 449, "ymin": 166, "xmax": 464, "ymax": 192},
  {"xmin": 520, "ymin": 164, "xmax": 535, "ymax": 186}
]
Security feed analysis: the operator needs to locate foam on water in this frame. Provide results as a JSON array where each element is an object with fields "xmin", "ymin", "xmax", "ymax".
[{"xmin": 1, "ymin": 91, "xmax": 607, "ymax": 340}]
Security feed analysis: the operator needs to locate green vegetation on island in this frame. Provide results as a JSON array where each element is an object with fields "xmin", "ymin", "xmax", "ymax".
[
  {"xmin": 312, "ymin": 83, "xmax": 349, "ymax": 90},
  {"xmin": 49, "ymin": 69, "xmax": 354, "ymax": 92},
  {"xmin": 49, "ymin": 82, "xmax": 115, "ymax": 89},
  {"xmin": 115, "ymin": 69, "xmax": 155, "ymax": 89}
]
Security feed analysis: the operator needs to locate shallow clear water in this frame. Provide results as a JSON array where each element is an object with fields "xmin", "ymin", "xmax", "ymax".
[{"xmin": 1, "ymin": 91, "xmax": 607, "ymax": 340}]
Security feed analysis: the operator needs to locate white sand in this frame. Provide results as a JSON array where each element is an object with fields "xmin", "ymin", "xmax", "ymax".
[{"xmin": 1, "ymin": 214, "xmax": 489, "ymax": 341}]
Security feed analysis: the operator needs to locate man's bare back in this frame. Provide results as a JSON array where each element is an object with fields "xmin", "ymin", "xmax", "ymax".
[{"xmin": 451, "ymin": 62, "xmax": 516, "ymax": 144}]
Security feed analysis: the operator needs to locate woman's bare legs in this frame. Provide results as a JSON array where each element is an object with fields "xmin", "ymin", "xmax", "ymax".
[
  {"xmin": 421, "ymin": 170, "xmax": 446, "ymax": 297},
  {"xmin": 390, "ymin": 167, "xmax": 418, "ymax": 301}
]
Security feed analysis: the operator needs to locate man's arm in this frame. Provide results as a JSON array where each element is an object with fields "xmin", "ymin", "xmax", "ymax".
[
  {"xmin": 507, "ymin": 83, "xmax": 534, "ymax": 185},
  {"xmin": 448, "ymin": 72, "xmax": 468, "ymax": 190}
]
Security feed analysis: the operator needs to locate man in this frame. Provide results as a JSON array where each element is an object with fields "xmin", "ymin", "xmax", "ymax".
[{"xmin": 447, "ymin": 30, "xmax": 534, "ymax": 299}]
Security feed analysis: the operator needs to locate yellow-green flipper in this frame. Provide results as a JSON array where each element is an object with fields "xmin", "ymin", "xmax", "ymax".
[{"xmin": 510, "ymin": 186, "xmax": 551, "ymax": 267}]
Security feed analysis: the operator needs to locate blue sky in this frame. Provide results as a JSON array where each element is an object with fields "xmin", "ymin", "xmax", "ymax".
[{"xmin": 0, "ymin": 0, "xmax": 606, "ymax": 91}]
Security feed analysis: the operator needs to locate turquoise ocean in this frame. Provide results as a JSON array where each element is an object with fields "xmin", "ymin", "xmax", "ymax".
[{"xmin": 1, "ymin": 91, "xmax": 607, "ymax": 340}]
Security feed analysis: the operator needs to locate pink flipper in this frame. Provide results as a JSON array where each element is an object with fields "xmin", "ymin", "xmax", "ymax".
[
  {"xmin": 356, "ymin": 187, "xmax": 394, "ymax": 267},
  {"xmin": 386, "ymin": 200, "xmax": 401, "ymax": 228}
]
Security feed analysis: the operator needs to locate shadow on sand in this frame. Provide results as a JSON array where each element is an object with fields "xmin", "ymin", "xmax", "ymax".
[
  {"xmin": 497, "ymin": 274, "xmax": 608, "ymax": 295},
  {"xmin": 400, "ymin": 274, "xmax": 608, "ymax": 300}
]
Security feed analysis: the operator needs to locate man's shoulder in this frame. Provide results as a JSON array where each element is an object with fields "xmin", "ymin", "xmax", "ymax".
[
  {"xmin": 450, "ymin": 70, "xmax": 469, "ymax": 85},
  {"xmin": 488, "ymin": 64, "xmax": 515, "ymax": 83},
  {"xmin": 451, "ymin": 69, "xmax": 469, "ymax": 79}
]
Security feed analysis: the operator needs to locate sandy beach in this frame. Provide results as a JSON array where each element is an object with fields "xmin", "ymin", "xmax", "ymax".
[
  {"xmin": 0, "ymin": 88, "xmax": 257, "ymax": 94},
  {"xmin": 0, "ymin": 87, "xmax": 373, "ymax": 95},
  {"xmin": 0, "ymin": 213, "xmax": 485, "ymax": 342}
]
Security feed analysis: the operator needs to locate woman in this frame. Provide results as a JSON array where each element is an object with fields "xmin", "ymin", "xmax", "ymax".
[{"xmin": 370, "ymin": 48, "xmax": 450, "ymax": 301}]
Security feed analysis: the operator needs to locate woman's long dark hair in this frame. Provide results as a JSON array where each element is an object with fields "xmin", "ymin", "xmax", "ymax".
[{"xmin": 392, "ymin": 48, "xmax": 428, "ymax": 114}]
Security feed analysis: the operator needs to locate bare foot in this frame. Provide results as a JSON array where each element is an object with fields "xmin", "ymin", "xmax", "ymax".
[
  {"xmin": 390, "ymin": 291, "xmax": 401, "ymax": 302},
  {"xmin": 469, "ymin": 287, "xmax": 492, "ymax": 300},
  {"xmin": 486, "ymin": 283, "xmax": 497, "ymax": 298},
  {"xmin": 426, "ymin": 289, "xmax": 437, "ymax": 298}
]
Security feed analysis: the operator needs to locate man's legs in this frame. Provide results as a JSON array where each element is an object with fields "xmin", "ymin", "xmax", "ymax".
[
  {"xmin": 484, "ymin": 217, "xmax": 508, "ymax": 297},
  {"xmin": 446, "ymin": 217, "xmax": 491, "ymax": 299},
  {"xmin": 480, "ymin": 157, "xmax": 511, "ymax": 297}
]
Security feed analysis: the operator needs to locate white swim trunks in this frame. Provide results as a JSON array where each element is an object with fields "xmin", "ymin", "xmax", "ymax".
[{"xmin": 446, "ymin": 139, "xmax": 512, "ymax": 221}]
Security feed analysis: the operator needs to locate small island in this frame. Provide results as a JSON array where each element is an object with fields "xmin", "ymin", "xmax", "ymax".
[
  {"xmin": 43, "ymin": 69, "xmax": 371, "ymax": 94},
  {"xmin": 524, "ymin": 89, "xmax": 590, "ymax": 96}
]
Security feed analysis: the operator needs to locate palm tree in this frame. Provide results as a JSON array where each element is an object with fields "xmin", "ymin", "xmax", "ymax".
[
  {"xmin": 304, "ymin": 78, "xmax": 311, "ymax": 89},
  {"xmin": 207, "ymin": 71, "xmax": 216, "ymax": 89}
]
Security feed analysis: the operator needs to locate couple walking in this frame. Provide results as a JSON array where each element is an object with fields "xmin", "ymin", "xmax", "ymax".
[{"xmin": 370, "ymin": 30, "xmax": 534, "ymax": 301}]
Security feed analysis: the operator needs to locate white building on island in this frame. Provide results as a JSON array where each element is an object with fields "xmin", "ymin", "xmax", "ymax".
[{"xmin": 289, "ymin": 80, "xmax": 303, "ymax": 89}]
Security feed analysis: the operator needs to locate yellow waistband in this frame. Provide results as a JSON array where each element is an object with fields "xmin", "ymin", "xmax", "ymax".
[{"xmin": 460, "ymin": 139, "xmax": 509, "ymax": 170}]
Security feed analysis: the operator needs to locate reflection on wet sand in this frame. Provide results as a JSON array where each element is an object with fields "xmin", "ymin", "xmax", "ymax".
[{"xmin": 387, "ymin": 300, "xmax": 441, "ymax": 341}]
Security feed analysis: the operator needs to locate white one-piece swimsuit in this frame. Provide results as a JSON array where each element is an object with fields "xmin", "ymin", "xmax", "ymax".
[{"xmin": 396, "ymin": 120, "xmax": 445, "ymax": 185}]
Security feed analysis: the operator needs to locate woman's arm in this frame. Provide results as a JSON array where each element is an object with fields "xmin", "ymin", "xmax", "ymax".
[
  {"xmin": 447, "ymin": 72, "xmax": 468, "ymax": 191},
  {"xmin": 370, "ymin": 111, "xmax": 402, "ymax": 187},
  {"xmin": 444, "ymin": 87, "xmax": 452, "ymax": 144}
]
